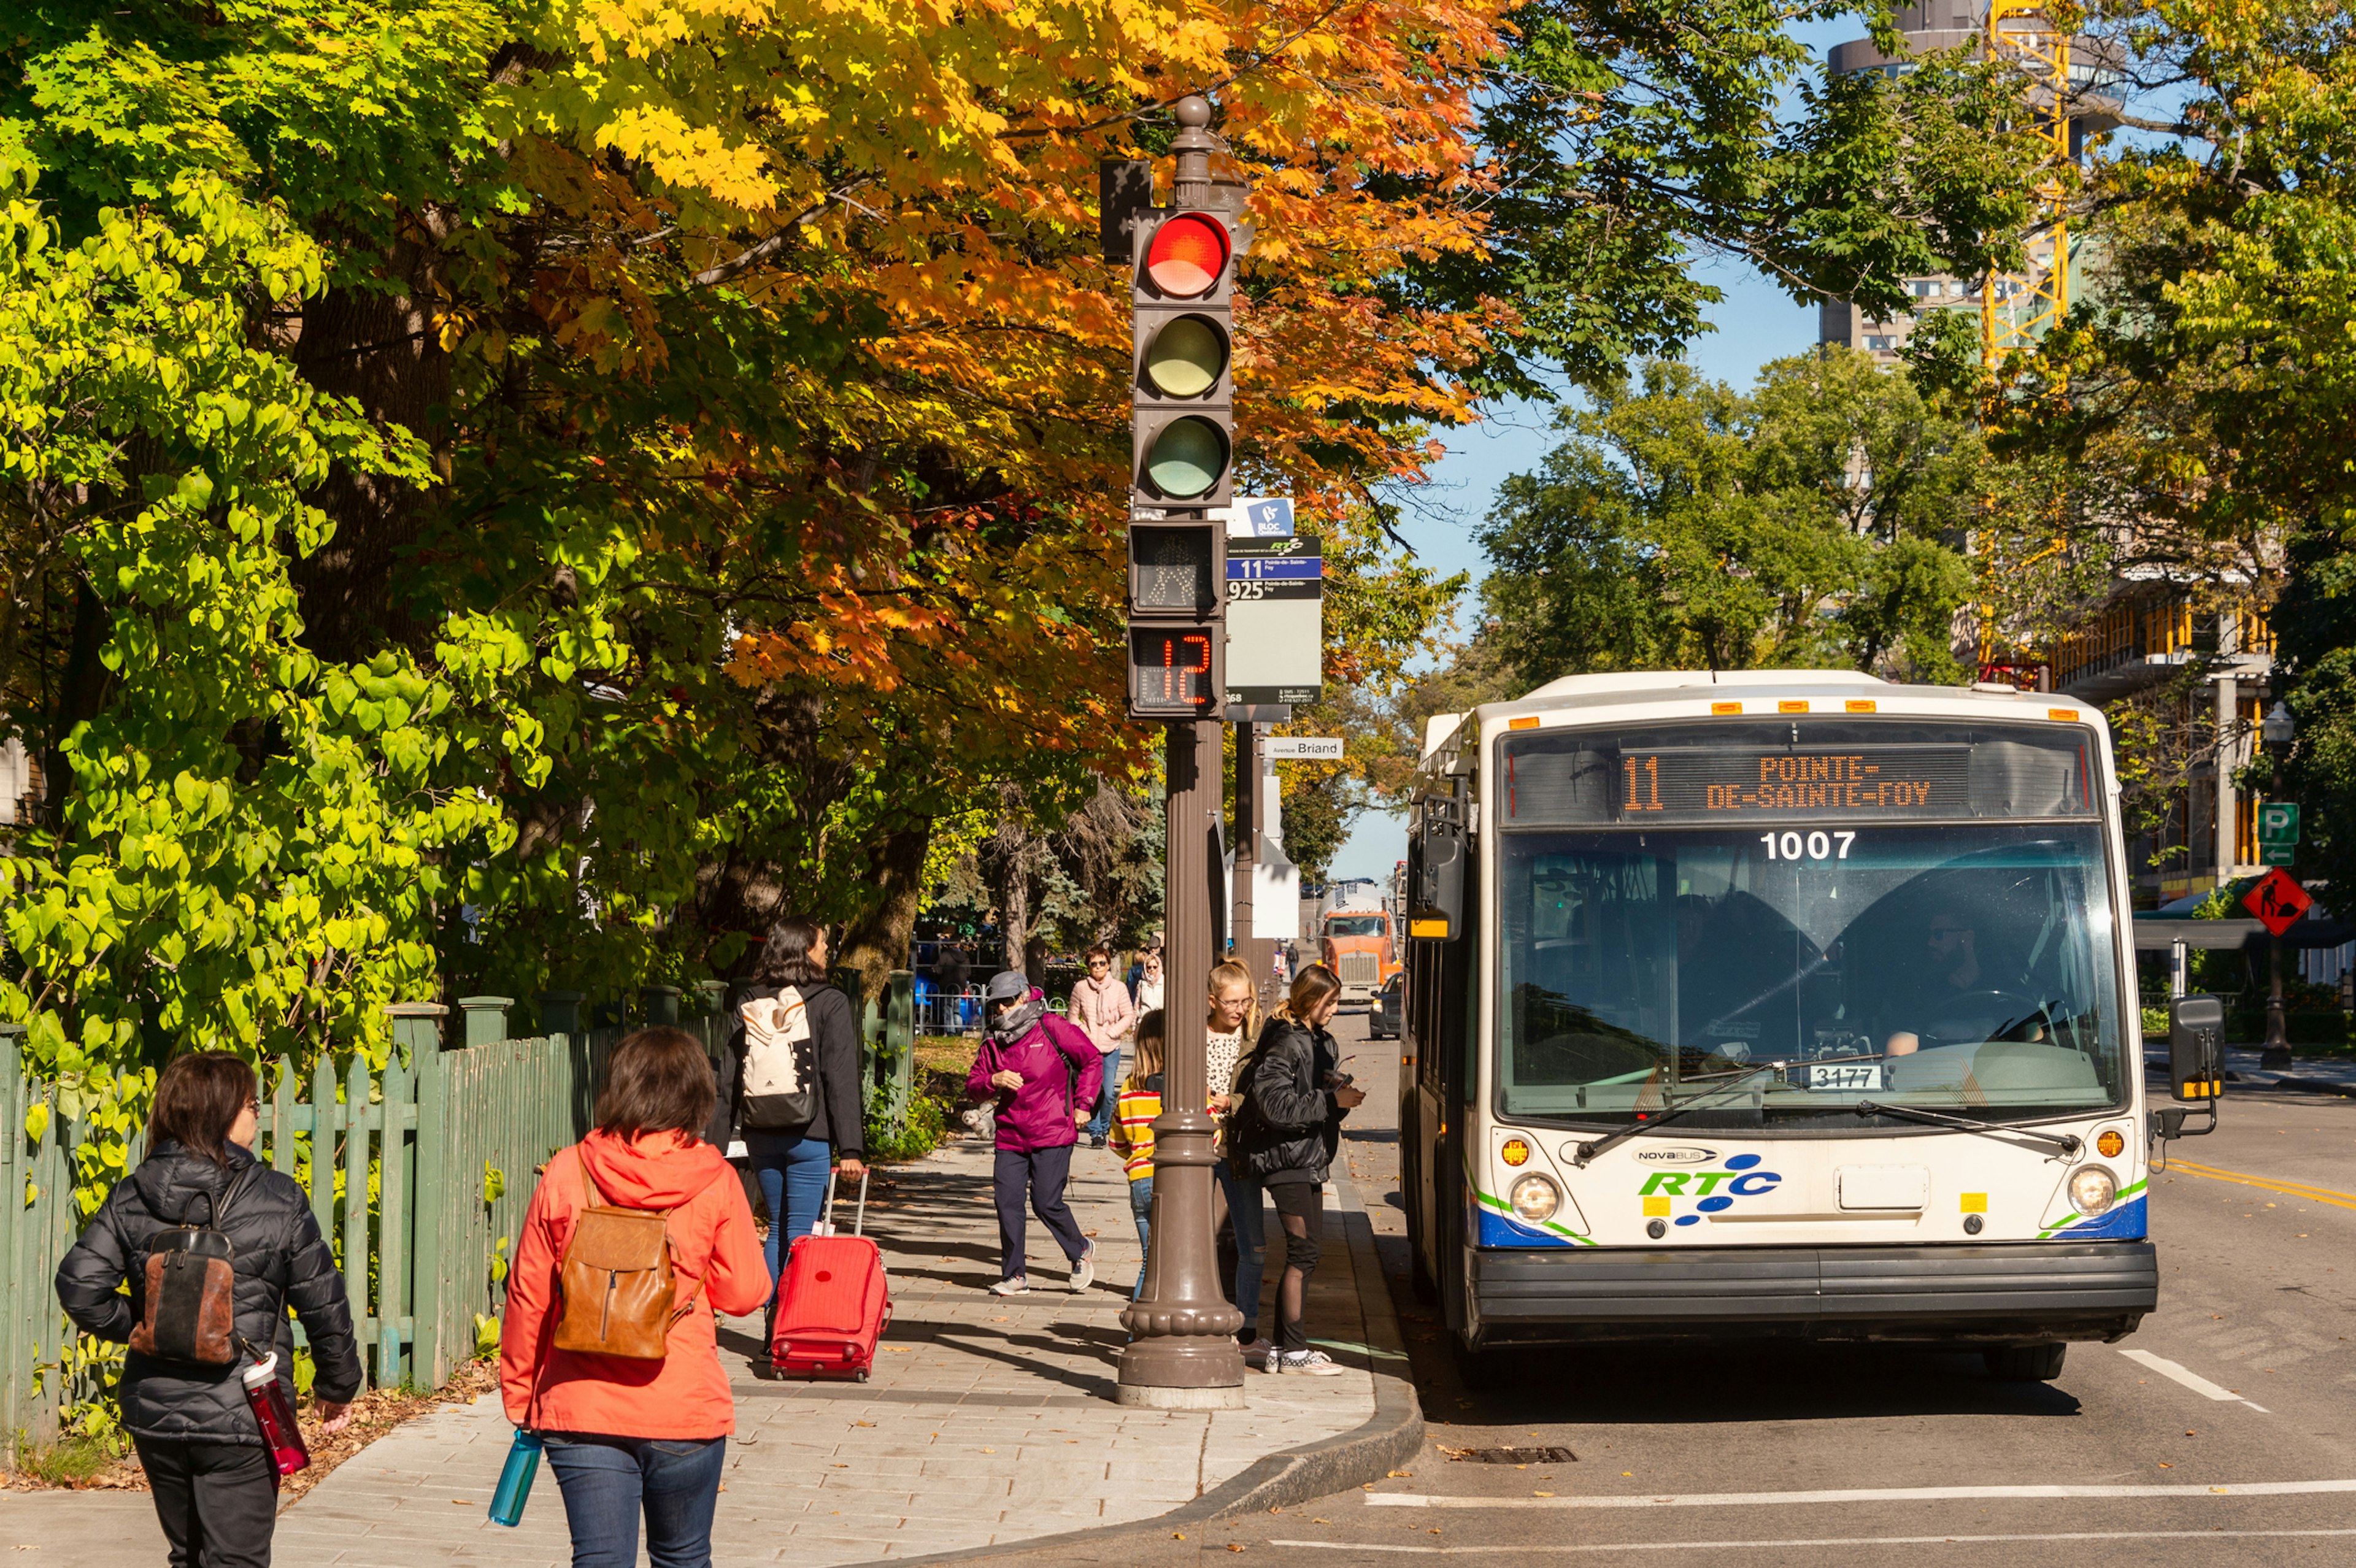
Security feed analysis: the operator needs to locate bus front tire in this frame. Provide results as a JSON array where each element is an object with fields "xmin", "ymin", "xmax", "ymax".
[{"xmin": 1984, "ymin": 1343, "xmax": 2066, "ymax": 1382}]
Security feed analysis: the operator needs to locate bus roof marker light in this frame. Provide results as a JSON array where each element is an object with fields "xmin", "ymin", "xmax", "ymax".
[
  {"xmin": 1711, "ymin": 701, "xmax": 1741, "ymax": 715},
  {"xmin": 1778, "ymin": 699, "xmax": 1809, "ymax": 713},
  {"xmin": 1846, "ymin": 699, "xmax": 1877, "ymax": 713},
  {"xmin": 2049, "ymin": 707, "xmax": 2077, "ymax": 722},
  {"xmin": 1508, "ymin": 715, "xmax": 1539, "ymax": 730}
]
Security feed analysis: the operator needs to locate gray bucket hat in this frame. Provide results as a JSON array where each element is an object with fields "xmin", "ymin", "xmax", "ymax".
[{"xmin": 984, "ymin": 969, "xmax": 1030, "ymax": 1004}]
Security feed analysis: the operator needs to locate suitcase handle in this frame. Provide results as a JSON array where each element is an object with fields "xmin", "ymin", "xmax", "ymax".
[{"xmin": 813, "ymin": 1167, "xmax": 869, "ymax": 1238}]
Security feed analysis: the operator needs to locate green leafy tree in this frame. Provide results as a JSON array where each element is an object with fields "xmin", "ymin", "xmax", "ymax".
[{"xmin": 1478, "ymin": 350, "xmax": 1977, "ymax": 685}]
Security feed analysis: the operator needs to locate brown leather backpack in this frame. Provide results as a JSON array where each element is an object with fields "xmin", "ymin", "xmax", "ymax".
[
  {"xmin": 129, "ymin": 1167, "xmax": 256, "ymax": 1366},
  {"xmin": 551, "ymin": 1158, "xmax": 717, "ymax": 1360}
]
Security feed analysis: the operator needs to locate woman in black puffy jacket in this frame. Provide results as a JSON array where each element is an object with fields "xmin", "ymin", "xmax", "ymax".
[
  {"xmin": 1228, "ymin": 965, "xmax": 1364, "ymax": 1375},
  {"xmin": 57, "ymin": 1051, "xmax": 363, "ymax": 1567}
]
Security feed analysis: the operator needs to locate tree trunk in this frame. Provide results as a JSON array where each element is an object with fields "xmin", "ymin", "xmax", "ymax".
[
  {"xmin": 838, "ymin": 820, "xmax": 932, "ymax": 1002},
  {"xmin": 286, "ymin": 235, "xmax": 451, "ymax": 664},
  {"xmin": 998, "ymin": 848, "xmax": 1030, "ymax": 974}
]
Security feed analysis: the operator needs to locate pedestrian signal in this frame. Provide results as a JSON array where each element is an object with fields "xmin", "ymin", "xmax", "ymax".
[
  {"xmin": 1126, "ymin": 522, "xmax": 1224, "ymax": 721},
  {"xmin": 1128, "ymin": 628, "xmax": 1222, "ymax": 717}
]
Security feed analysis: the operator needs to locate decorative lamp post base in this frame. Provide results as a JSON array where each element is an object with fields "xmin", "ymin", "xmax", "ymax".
[{"xmin": 1117, "ymin": 1380, "xmax": 1249, "ymax": 1410}]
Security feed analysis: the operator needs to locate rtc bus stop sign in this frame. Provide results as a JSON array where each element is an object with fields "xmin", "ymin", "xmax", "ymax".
[{"xmin": 2242, "ymin": 867, "xmax": 2313, "ymax": 937}]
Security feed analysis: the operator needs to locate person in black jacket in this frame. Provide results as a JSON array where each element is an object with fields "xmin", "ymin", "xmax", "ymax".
[
  {"xmin": 710, "ymin": 914, "xmax": 867, "ymax": 1348},
  {"xmin": 56, "ymin": 1051, "xmax": 362, "ymax": 1567},
  {"xmin": 1228, "ymin": 965, "xmax": 1363, "ymax": 1376}
]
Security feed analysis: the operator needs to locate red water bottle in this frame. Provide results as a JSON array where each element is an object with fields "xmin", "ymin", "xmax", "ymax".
[{"xmin": 240, "ymin": 1353, "xmax": 311, "ymax": 1475}]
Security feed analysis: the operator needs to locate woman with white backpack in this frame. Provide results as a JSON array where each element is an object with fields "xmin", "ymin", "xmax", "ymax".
[{"xmin": 711, "ymin": 915, "xmax": 867, "ymax": 1355}]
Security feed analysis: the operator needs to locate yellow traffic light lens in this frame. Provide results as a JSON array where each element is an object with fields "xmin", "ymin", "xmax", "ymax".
[
  {"xmin": 1145, "ymin": 417, "xmax": 1228, "ymax": 498},
  {"xmin": 1144, "ymin": 315, "xmax": 1227, "ymax": 398},
  {"xmin": 1145, "ymin": 213, "xmax": 1230, "ymax": 296}
]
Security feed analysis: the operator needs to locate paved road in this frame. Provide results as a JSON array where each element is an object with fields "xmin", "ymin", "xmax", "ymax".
[{"xmin": 981, "ymin": 1012, "xmax": 2356, "ymax": 1567}]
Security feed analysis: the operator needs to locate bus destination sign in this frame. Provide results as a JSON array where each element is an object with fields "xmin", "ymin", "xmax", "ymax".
[
  {"xmin": 1619, "ymin": 747, "xmax": 1973, "ymax": 818},
  {"xmin": 1499, "ymin": 724, "xmax": 2095, "ymax": 825}
]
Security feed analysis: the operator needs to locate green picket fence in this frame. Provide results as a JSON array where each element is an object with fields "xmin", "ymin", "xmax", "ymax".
[{"xmin": 1, "ymin": 974, "xmax": 917, "ymax": 1447}]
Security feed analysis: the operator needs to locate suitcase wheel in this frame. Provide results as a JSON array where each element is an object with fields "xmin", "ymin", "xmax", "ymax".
[{"xmin": 855, "ymin": 1370, "xmax": 869, "ymax": 1383}]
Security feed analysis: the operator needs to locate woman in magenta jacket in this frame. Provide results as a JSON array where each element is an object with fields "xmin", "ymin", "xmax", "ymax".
[{"xmin": 966, "ymin": 969, "xmax": 1103, "ymax": 1296}]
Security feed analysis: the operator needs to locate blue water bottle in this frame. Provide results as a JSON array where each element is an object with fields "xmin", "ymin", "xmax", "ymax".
[{"xmin": 488, "ymin": 1429, "xmax": 544, "ymax": 1526}]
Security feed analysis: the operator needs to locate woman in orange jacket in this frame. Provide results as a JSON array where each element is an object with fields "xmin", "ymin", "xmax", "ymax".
[{"xmin": 499, "ymin": 1028, "xmax": 771, "ymax": 1567}]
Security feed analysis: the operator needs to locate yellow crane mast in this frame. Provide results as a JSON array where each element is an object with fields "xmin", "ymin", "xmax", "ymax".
[{"xmin": 1974, "ymin": 0, "xmax": 2076, "ymax": 681}]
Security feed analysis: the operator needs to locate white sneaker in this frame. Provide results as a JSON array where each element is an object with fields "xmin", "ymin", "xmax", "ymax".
[
  {"xmin": 1069, "ymin": 1242, "xmax": 1096, "ymax": 1293},
  {"xmin": 988, "ymin": 1276, "xmax": 1029, "ymax": 1296},
  {"xmin": 1268, "ymin": 1348, "xmax": 1344, "ymax": 1376}
]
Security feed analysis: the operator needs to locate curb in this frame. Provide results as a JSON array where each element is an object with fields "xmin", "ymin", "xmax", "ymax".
[{"xmin": 876, "ymin": 1175, "xmax": 1423, "ymax": 1564}]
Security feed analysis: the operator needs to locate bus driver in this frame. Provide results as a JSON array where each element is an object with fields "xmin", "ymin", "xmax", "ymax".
[{"xmin": 1883, "ymin": 908, "xmax": 1983, "ymax": 1059}]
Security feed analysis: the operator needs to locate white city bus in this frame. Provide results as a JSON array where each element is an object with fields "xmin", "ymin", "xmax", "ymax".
[{"xmin": 1399, "ymin": 671, "xmax": 2173, "ymax": 1385}]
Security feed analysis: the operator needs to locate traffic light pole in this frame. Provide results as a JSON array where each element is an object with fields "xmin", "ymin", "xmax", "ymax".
[
  {"xmin": 1118, "ymin": 94, "xmax": 1248, "ymax": 1406},
  {"xmin": 1118, "ymin": 717, "xmax": 1246, "ymax": 1404}
]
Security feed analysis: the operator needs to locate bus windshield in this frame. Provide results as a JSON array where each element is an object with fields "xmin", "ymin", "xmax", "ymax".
[{"xmin": 1495, "ymin": 821, "xmax": 2127, "ymax": 1128}]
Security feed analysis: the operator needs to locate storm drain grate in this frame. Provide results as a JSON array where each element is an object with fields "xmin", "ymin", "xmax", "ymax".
[{"xmin": 1447, "ymin": 1446, "xmax": 1577, "ymax": 1464}]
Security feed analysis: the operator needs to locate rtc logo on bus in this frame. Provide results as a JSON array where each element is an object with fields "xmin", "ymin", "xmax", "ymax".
[{"xmin": 1637, "ymin": 1153, "xmax": 1782, "ymax": 1226}]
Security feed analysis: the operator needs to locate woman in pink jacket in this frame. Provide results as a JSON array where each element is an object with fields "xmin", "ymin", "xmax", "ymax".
[
  {"xmin": 966, "ymin": 970, "xmax": 1104, "ymax": 1296},
  {"xmin": 1071, "ymin": 943, "xmax": 1138, "ymax": 1148}
]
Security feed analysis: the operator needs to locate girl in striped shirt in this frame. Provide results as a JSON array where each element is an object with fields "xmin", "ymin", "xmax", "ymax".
[{"xmin": 1107, "ymin": 1010, "xmax": 1167, "ymax": 1298}]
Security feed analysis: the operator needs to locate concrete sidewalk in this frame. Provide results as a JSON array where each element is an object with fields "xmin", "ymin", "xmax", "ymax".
[{"xmin": 247, "ymin": 1133, "xmax": 1412, "ymax": 1565}]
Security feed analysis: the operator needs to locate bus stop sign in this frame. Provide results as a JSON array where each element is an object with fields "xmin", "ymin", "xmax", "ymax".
[{"xmin": 2242, "ymin": 867, "xmax": 2313, "ymax": 937}]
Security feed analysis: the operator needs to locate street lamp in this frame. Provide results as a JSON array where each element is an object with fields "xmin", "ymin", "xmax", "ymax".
[
  {"xmin": 2260, "ymin": 700, "xmax": 2295, "ymax": 1066},
  {"xmin": 2262, "ymin": 701, "xmax": 2294, "ymax": 750}
]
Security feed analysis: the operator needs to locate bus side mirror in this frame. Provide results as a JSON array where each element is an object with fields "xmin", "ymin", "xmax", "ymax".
[
  {"xmin": 2169, "ymin": 993, "xmax": 2225, "ymax": 1106},
  {"xmin": 1409, "ymin": 794, "xmax": 1465, "ymax": 941}
]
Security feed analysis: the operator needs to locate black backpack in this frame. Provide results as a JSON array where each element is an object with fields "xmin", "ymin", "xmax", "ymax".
[{"xmin": 129, "ymin": 1167, "xmax": 255, "ymax": 1365}]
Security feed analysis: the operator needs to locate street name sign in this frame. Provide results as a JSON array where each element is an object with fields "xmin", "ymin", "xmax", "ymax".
[{"xmin": 1266, "ymin": 737, "xmax": 1342, "ymax": 759}]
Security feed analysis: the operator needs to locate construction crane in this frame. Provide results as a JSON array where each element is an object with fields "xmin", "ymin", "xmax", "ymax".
[{"xmin": 1974, "ymin": 0, "xmax": 2079, "ymax": 683}]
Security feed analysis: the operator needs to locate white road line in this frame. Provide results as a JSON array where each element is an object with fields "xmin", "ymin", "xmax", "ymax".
[
  {"xmin": 1269, "ymin": 1530, "xmax": 2356, "ymax": 1555},
  {"xmin": 1361, "ymin": 1478, "xmax": 2356, "ymax": 1509},
  {"xmin": 2120, "ymin": 1347, "xmax": 2272, "ymax": 1411}
]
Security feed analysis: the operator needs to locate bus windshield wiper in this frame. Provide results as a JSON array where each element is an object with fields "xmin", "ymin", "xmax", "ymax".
[
  {"xmin": 1854, "ymin": 1100, "xmax": 2082, "ymax": 1157},
  {"xmin": 1571, "ymin": 1064, "xmax": 1785, "ymax": 1167}
]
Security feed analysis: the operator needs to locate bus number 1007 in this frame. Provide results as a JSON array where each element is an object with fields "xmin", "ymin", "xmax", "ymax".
[{"xmin": 1761, "ymin": 830, "xmax": 1856, "ymax": 861}]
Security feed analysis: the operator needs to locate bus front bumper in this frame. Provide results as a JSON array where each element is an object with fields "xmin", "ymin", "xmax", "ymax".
[{"xmin": 1466, "ymin": 1240, "xmax": 2157, "ymax": 1347}]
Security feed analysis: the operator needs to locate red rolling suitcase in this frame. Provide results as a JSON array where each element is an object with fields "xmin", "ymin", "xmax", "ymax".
[{"xmin": 771, "ymin": 1170, "xmax": 890, "ymax": 1381}]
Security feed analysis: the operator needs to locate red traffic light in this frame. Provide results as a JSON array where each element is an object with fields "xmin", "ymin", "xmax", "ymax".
[{"xmin": 1145, "ymin": 213, "xmax": 1230, "ymax": 297}]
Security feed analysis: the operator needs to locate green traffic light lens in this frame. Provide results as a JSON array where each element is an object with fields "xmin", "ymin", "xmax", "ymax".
[
  {"xmin": 1145, "ymin": 417, "xmax": 1229, "ymax": 498},
  {"xmin": 1144, "ymin": 315, "xmax": 1227, "ymax": 398}
]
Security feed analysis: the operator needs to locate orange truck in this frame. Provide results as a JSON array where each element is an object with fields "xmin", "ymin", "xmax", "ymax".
[{"xmin": 1319, "ymin": 907, "xmax": 1401, "ymax": 1002}]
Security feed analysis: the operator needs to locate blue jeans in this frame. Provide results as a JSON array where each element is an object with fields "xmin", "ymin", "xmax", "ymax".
[
  {"xmin": 544, "ymin": 1433, "xmax": 727, "ymax": 1568},
  {"xmin": 1084, "ymin": 1050, "xmax": 1122, "ymax": 1139},
  {"xmin": 747, "ymin": 1132, "xmax": 832, "ymax": 1318},
  {"xmin": 1128, "ymin": 1176, "xmax": 1153, "ymax": 1298},
  {"xmin": 1219, "ymin": 1163, "xmax": 1266, "ymax": 1343}
]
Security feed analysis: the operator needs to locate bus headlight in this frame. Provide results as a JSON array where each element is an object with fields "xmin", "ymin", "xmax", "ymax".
[
  {"xmin": 1510, "ymin": 1174, "xmax": 1561, "ymax": 1223},
  {"xmin": 2069, "ymin": 1166, "xmax": 2117, "ymax": 1216}
]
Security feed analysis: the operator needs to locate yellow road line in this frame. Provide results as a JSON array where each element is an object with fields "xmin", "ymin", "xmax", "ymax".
[{"xmin": 2166, "ymin": 1159, "xmax": 2356, "ymax": 1212}]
